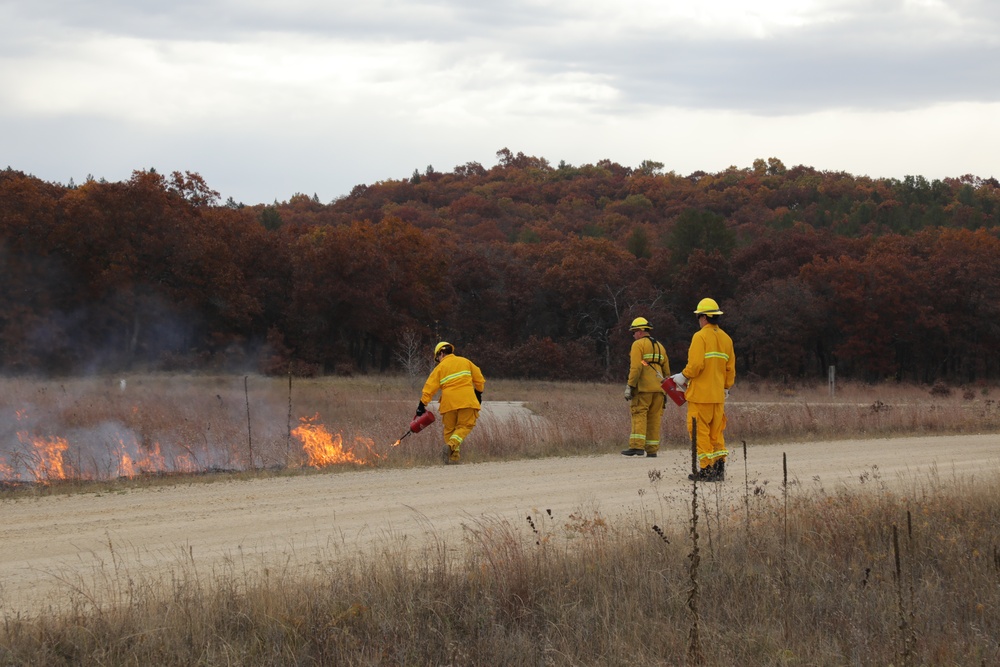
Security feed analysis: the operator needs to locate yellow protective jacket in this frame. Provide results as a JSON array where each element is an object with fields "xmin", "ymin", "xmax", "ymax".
[
  {"xmin": 627, "ymin": 335, "xmax": 670, "ymax": 393},
  {"xmin": 681, "ymin": 324, "xmax": 735, "ymax": 404},
  {"xmin": 421, "ymin": 354, "xmax": 486, "ymax": 413}
]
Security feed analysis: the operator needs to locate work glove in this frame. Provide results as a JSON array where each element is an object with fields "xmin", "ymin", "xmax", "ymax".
[
  {"xmin": 474, "ymin": 389, "xmax": 482, "ymax": 404},
  {"xmin": 624, "ymin": 385, "xmax": 635, "ymax": 401},
  {"xmin": 670, "ymin": 373, "xmax": 688, "ymax": 389},
  {"xmin": 415, "ymin": 401, "xmax": 426, "ymax": 417},
  {"xmin": 724, "ymin": 388, "xmax": 730, "ymax": 400}
]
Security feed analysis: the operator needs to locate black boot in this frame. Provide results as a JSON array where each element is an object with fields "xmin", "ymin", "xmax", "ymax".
[
  {"xmin": 688, "ymin": 466, "xmax": 717, "ymax": 482},
  {"xmin": 714, "ymin": 459, "xmax": 726, "ymax": 482}
]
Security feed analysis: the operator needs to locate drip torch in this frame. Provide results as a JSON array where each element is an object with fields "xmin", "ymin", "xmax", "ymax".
[
  {"xmin": 642, "ymin": 360, "xmax": 686, "ymax": 406},
  {"xmin": 392, "ymin": 409, "xmax": 436, "ymax": 446}
]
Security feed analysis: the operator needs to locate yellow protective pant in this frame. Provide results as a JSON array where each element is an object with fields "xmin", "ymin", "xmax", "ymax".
[
  {"xmin": 629, "ymin": 392, "xmax": 665, "ymax": 454},
  {"xmin": 686, "ymin": 401, "xmax": 728, "ymax": 470},
  {"xmin": 442, "ymin": 408, "xmax": 479, "ymax": 460}
]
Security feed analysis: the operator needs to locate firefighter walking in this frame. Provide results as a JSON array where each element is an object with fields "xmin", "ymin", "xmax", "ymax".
[
  {"xmin": 621, "ymin": 317, "xmax": 670, "ymax": 458},
  {"xmin": 671, "ymin": 298, "xmax": 735, "ymax": 481},
  {"xmin": 416, "ymin": 341, "xmax": 485, "ymax": 464}
]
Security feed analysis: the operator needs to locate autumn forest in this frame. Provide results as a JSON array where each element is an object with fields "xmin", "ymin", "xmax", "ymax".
[{"xmin": 2, "ymin": 149, "xmax": 999, "ymax": 384}]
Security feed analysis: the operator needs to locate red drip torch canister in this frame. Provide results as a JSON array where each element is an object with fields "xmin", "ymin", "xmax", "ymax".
[
  {"xmin": 661, "ymin": 377, "xmax": 687, "ymax": 407},
  {"xmin": 409, "ymin": 410, "xmax": 436, "ymax": 433}
]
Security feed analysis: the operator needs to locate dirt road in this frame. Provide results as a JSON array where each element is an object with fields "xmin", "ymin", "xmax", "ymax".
[{"xmin": 2, "ymin": 421, "xmax": 999, "ymax": 617}]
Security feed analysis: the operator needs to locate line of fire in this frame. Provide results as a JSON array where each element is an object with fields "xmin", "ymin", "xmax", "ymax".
[{"xmin": 1, "ymin": 411, "xmax": 394, "ymax": 486}]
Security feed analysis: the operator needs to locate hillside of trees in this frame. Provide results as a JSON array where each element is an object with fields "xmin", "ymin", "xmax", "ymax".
[{"xmin": 2, "ymin": 149, "xmax": 999, "ymax": 383}]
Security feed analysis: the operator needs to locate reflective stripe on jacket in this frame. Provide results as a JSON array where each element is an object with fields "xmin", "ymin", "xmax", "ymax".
[
  {"xmin": 628, "ymin": 335, "xmax": 670, "ymax": 393},
  {"xmin": 682, "ymin": 325, "xmax": 735, "ymax": 403},
  {"xmin": 421, "ymin": 354, "xmax": 486, "ymax": 413}
]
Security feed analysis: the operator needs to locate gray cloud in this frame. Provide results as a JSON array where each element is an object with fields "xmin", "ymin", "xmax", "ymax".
[
  {"xmin": 2, "ymin": 0, "xmax": 997, "ymax": 203},
  {"xmin": 605, "ymin": 36, "xmax": 1000, "ymax": 114},
  {"xmin": 6, "ymin": 0, "xmax": 998, "ymax": 114},
  {"xmin": 514, "ymin": 1, "xmax": 1000, "ymax": 114}
]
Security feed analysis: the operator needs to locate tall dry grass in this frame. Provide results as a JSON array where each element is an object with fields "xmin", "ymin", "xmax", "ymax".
[{"xmin": 2, "ymin": 374, "xmax": 1000, "ymax": 665}]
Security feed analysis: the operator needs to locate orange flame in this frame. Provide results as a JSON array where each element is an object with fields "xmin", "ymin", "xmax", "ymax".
[
  {"xmin": 119, "ymin": 452, "xmax": 136, "ymax": 478},
  {"xmin": 20, "ymin": 433, "xmax": 70, "ymax": 483},
  {"xmin": 291, "ymin": 415, "xmax": 380, "ymax": 467},
  {"xmin": 12, "ymin": 409, "xmax": 72, "ymax": 484},
  {"xmin": 121, "ymin": 439, "xmax": 168, "ymax": 477}
]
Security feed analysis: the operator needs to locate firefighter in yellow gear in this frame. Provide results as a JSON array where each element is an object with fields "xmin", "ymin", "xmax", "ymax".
[
  {"xmin": 671, "ymin": 298, "xmax": 735, "ymax": 481},
  {"xmin": 416, "ymin": 342, "xmax": 486, "ymax": 464},
  {"xmin": 621, "ymin": 317, "xmax": 670, "ymax": 458}
]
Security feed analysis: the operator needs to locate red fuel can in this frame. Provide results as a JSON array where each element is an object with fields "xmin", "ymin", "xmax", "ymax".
[
  {"xmin": 661, "ymin": 377, "xmax": 687, "ymax": 407},
  {"xmin": 409, "ymin": 410, "xmax": 436, "ymax": 433}
]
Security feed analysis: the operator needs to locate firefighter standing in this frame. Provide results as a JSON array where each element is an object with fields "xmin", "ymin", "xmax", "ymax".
[
  {"xmin": 622, "ymin": 317, "xmax": 670, "ymax": 458},
  {"xmin": 416, "ymin": 341, "xmax": 485, "ymax": 464},
  {"xmin": 671, "ymin": 298, "xmax": 735, "ymax": 481}
]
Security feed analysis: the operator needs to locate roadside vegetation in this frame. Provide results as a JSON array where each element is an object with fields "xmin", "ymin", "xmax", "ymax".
[{"xmin": 2, "ymin": 374, "xmax": 999, "ymax": 665}]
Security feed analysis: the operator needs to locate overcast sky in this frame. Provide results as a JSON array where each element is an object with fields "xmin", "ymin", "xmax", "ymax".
[{"xmin": 2, "ymin": 0, "xmax": 997, "ymax": 205}]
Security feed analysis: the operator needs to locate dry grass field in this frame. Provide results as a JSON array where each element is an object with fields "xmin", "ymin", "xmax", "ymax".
[
  {"xmin": 2, "ymin": 374, "xmax": 997, "ymax": 482},
  {"xmin": 1, "ymin": 374, "xmax": 999, "ymax": 666}
]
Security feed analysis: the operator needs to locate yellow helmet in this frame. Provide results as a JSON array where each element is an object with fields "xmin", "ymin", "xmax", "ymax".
[
  {"xmin": 434, "ymin": 341, "xmax": 454, "ymax": 358},
  {"xmin": 694, "ymin": 298, "xmax": 723, "ymax": 316},
  {"xmin": 629, "ymin": 317, "xmax": 652, "ymax": 331}
]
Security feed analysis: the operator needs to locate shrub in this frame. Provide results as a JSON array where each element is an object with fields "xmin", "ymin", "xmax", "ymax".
[{"xmin": 929, "ymin": 380, "xmax": 952, "ymax": 397}]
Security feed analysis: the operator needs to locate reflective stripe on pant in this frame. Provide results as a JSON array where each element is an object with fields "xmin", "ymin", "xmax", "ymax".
[
  {"xmin": 686, "ymin": 401, "xmax": 728, "ymax": 469},
  {"xmin": 629, "ymin": 392, "xmax": 665, "ymax": 453},
  {"xmin": 443, "ymin": 407, "xmax": 479, "ymax": 456}
]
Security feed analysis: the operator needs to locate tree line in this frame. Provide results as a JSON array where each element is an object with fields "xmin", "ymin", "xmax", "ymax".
[{"xmin": 2, "ymin": 150, "xmax": 999, "ymax": 383}]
